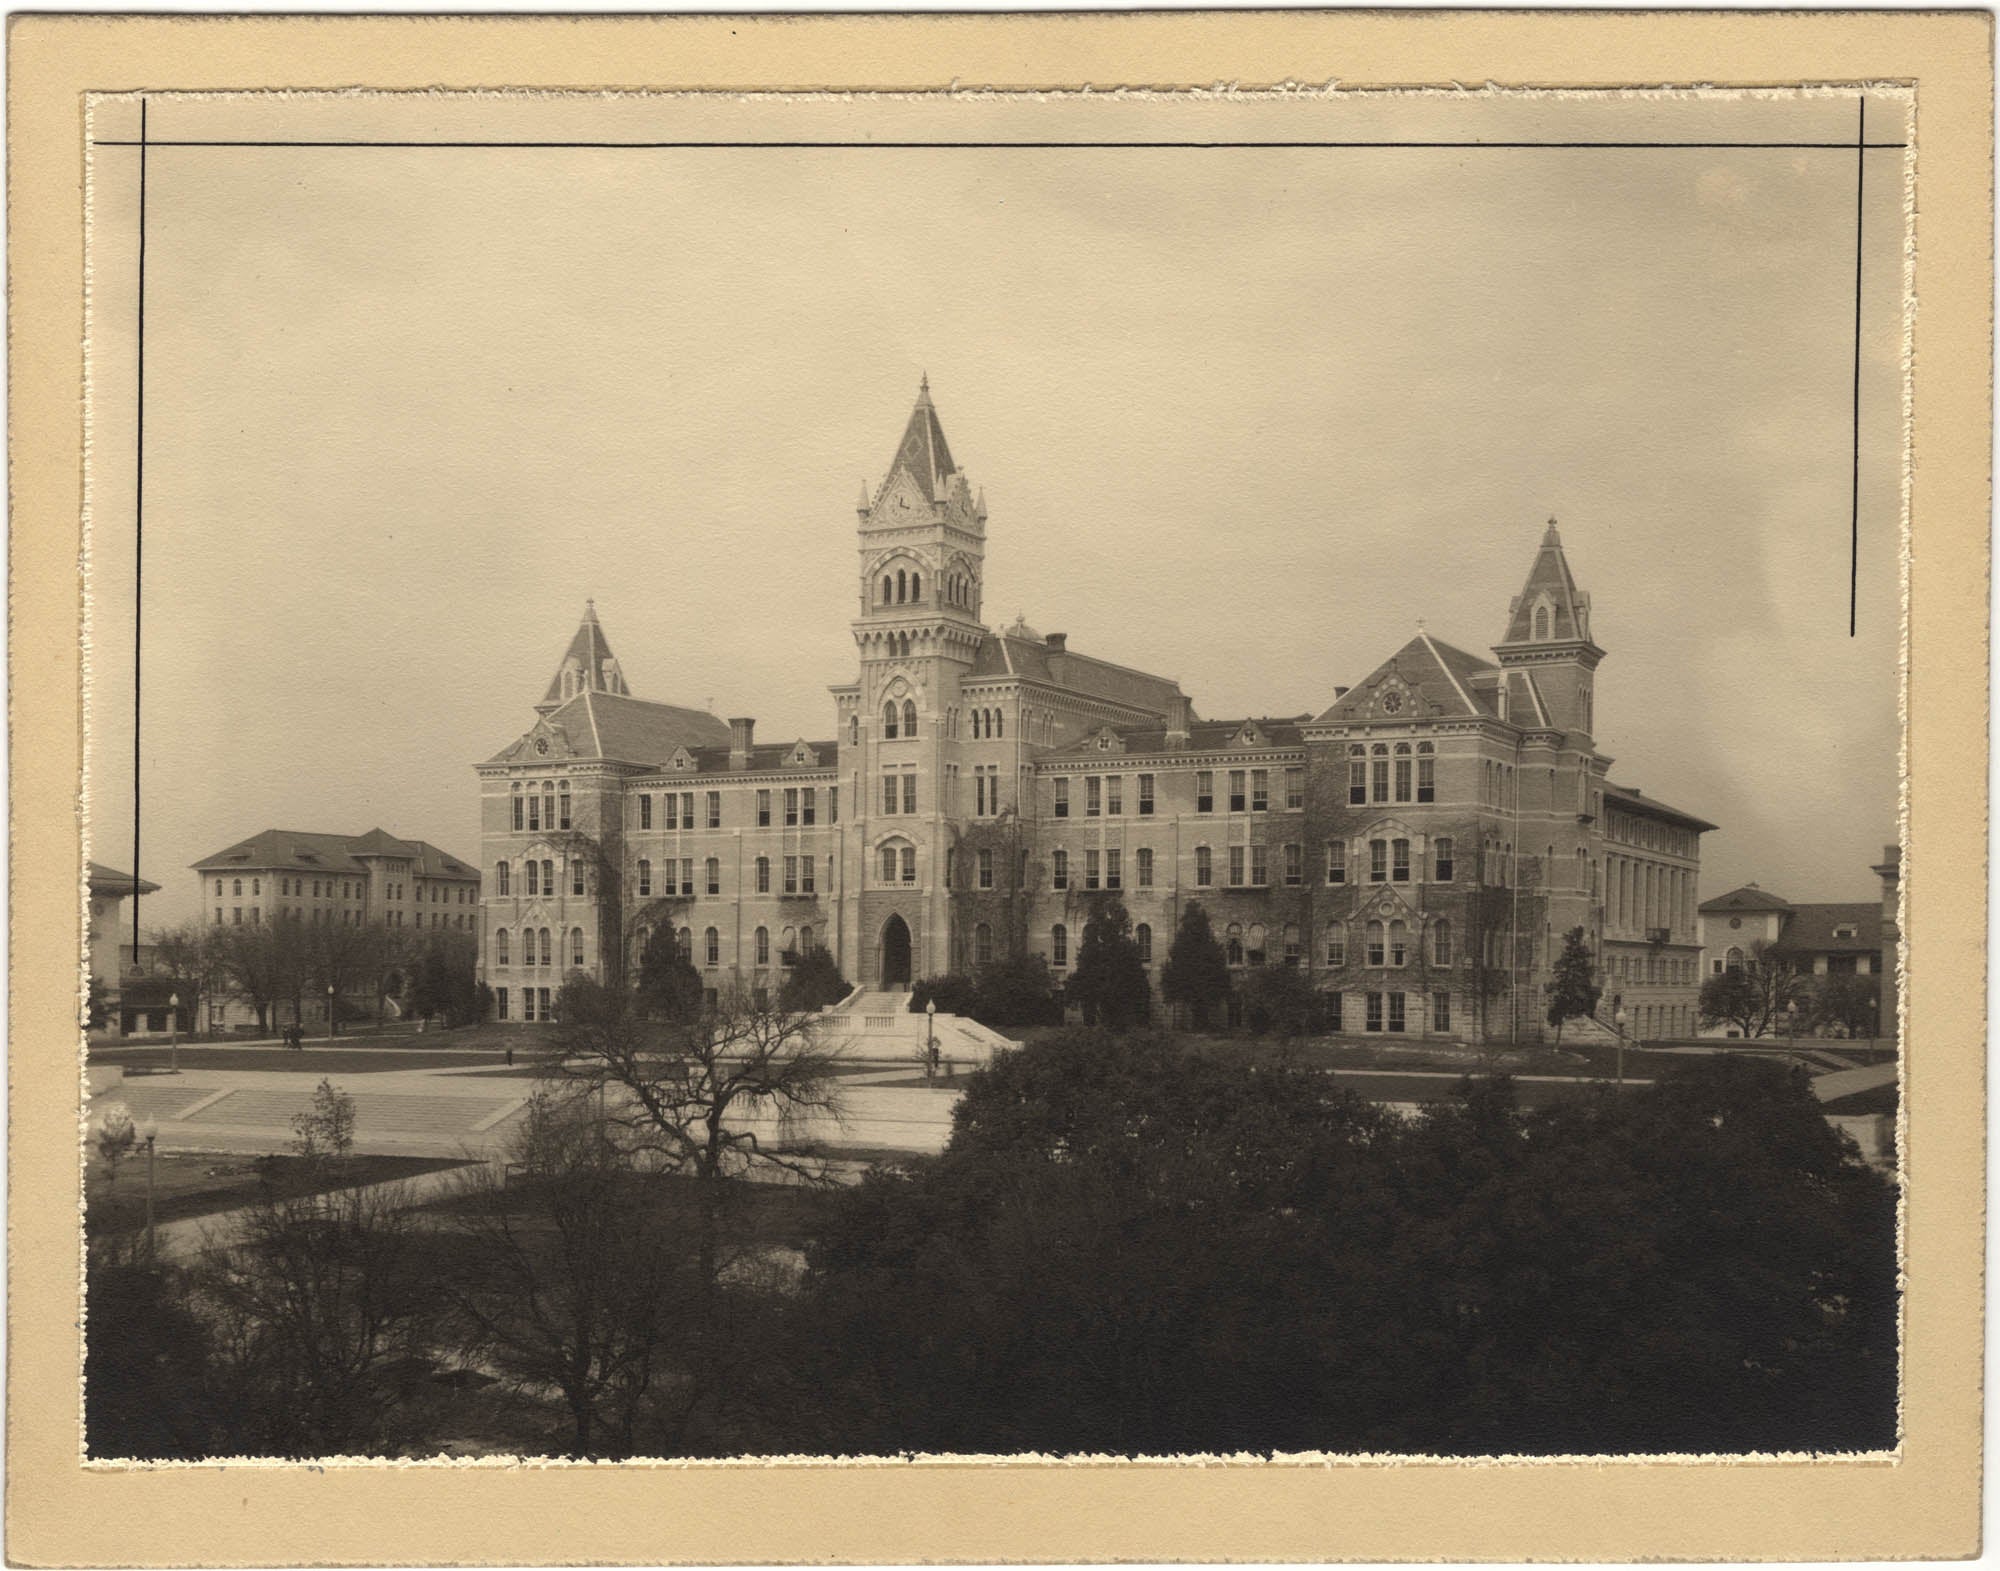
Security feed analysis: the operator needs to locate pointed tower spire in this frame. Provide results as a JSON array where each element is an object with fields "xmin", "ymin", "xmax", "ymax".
[
  {"xmin": 1498, "ymin": 518, "xmax": 1593, "ymax": 649},
  {"xmin": 883, "ymin": 376, "xmax": 958, "ymax": 502},
  {"xmin": 1493, "ymin": 520, "xmax": 1602, "ymax": 737},
  {"xmin": 537, "ymin": 600, "xmax": 630, "ymax": 713}
]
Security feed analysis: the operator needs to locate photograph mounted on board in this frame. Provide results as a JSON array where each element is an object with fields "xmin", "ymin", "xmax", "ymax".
[{"xmin": 78, "ymin": 84, "xmax": 1908, "ymax": 1465}]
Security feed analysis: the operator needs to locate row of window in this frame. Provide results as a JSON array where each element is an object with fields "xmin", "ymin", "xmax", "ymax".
[
  {"xmin": 1610, "ymin": 954, "xmax": 1696, "ymax": 986},
  {"xmin": 211, "ymin": 905, "xmax": 458, "ymax": 930},
  {"xmin": 493, "ymin": 927, "xmax": 583, "ymax": 968},
  {"xmin": 635, "ymin": 786, "xmax": 834, "ymax": 831},
  {"xmin": 494, "ymin": 986, "xmax": 553, "ymax": 1022},
  {"xmin": 637, "ymin": 855, "xmax": 827, "ymax": 899},
  {"xmin": 1346, "ymin": 743, "xmax": 1440, "ymax": 807},
  {"xmin": 495, "ymin": 860, "xmax": 582, "ymax": 899},
  {"xmin": 629, "ymin": 923, "xmax": 819, "ymax": 970},
  {"xmin": 512, "ymin": 781, "xmax": 571, "ymax": 834}
]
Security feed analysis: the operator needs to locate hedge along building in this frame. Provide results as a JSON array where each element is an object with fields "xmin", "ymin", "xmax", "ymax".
[{"xmin": 477, "ymin": 382, "xmax": 1714, "ymax": 1042}]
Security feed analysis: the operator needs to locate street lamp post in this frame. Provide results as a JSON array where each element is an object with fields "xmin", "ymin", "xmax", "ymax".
[
  {"xmin": 167, "ymin": 992, "xmax": 181, "ymax": 1074},
  {"xmin": 326, "ymin": 982, "xmax": 337, "ymax": 1041},
  {"xmin": 138, "ymin": 1119, "xmax": 158, "ymax": 1258},
  {"xmin": 1786, "ymin": 998, "xmax": 1800, "ymax": 1051},
  {"xmin": 1613, "ymin": 1005, "xmax": 1629, "ymax": 1089},
  {"xmin": 925, "ymin": 999, "xmax": 939, "ymax": 1080}
]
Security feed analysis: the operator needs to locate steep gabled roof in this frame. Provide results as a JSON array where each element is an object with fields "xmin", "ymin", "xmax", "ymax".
[
  {"xmin": 668, "ymin": 741, "xmax": 843, "ymax": 776},
  {"xmin": 488, "ymin": 689, "xmax": 731, "ymax": 768},
  {"xmin": 87, "ymin": 861, "xmax": 159, "ymax": 896},
  {"xmin": 1311, "ymin": 635, "xmax": 1500, "ymax": 725},
  {"xmin": 965, "ymin": 629, "xmax": 1184, "ymax": 717},
  {"xmin": 1498, "ymin": 519, "xmax": 1595, "ymax": 648},
  {"xmin": 1699, "ymin": 884, "xmax": 1795, "ymax": 915},
  {"xmin": 884, "ymin": 376, "xmax": 959, "ymax": 503}
]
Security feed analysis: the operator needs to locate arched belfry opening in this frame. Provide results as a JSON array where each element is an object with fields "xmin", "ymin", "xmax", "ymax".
[{"xmin": 880, "ymin": 914, "xmax": 913, "ymax": 990}]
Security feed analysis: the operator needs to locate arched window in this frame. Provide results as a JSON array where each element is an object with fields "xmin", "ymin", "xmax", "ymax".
[
  {"xmin": 780, "ymin": 926, "xmax": 797, "ymax": 961},
  {"xmin": 1052, "ymin": 924, "xmax": 1069, "ymax": 967},
  {"xmin": 1283, "ymin": 923, "xmax": 1301, "ymax": 965},
  {"xmin": 539, "ymin": 928, "xmax": 552, "ymax": 967},
  {"xmin": 637, "ymin": 858, "xmax": 651, "ymax": 897},
  {"xmin": 849, "ymin": 714, "xmax": 859, "ymax": 745},
  {"xmin": 1389, "ymin": 921, "xmax": 1409, "ymax": 967},
  {"xmin": 755, "ymin": 855, "xmax": 770, "ymax": 893},
  {"xmin": 883, "ymin": 701, "xmax": 899, "ymax": 740},
  {"xmin": 975, "ymin": 922, "xmax": 994, "ymax": 965},
  {"xmin": 525, "ymin": 860, "xmax": 539, "ymax": 897},
  {"xmin": 677, "ymin": 926, "xmax": 692, "ymax": 959},
  {"xmin": 1725, "ymin": 945, "xmax": 1744, "ymax": 971},
  {"xmin": 1366, "ymin": 919, "xmax": 1386, "ymax": 966},
  {"xmin": 1392, "ymin": 838, "xmax": 1411, "ymax": 882},
  {"xmin": 558, "ymin": 781, "xmax": 570, "ymax": 829},
  {"xmin": 896, "ymin": 569, "xmax": 907, "ymax": 603},
  {"xmin": 1136, "ymin": 923, "xmax": 1153, "ymax": 964},
  {"xmin": 496, "ymin": 861, "xmax": 510, "ymax": 896},
  {"xmin": 910, "ymin": 572, "xmax": 922, "ymax": 602},
  {"xmin": 1534, "ymin": 604, "xmax": 1550, "ymax": 640},
  {"xmin": 903, "ymin": 698, "xmax": 917, "ymax": 737},
  {"xmin": 1434, "ymin": 837, "xmax": 1454, "ymax": 882},
  {"xmin": 495, "ymin": 928, "xmax": 510, "ymax": 966},
  {"xmin": 1247, "ymin": 923, "xmax": 1267, "ymax": 966},
  {"xmin": 1369, "ymin": 839, "xmax": 1389, "ymax": 882},
  {"xmin": 233, "ymin": 879, "xmax": 242, "ymax": 896},
  {"xmin": 882, "ymin": 574, "xmax": 893, "ymax": 604},
  {"xmin": 1432, "ymin": 919, "xmax": 1453, "ymax": 966},
  {"xmin": 1225, "ymin": 923, "xmax": 1245, "ymax": 967},
  {"xmin": 704, "ymin": 927, "xmax": 720, "ymax": 967},
  {"xmin": 755, "ymin": 926, "xmax": 770, "ymax": 966},
  {"xmin": 994, "ymin": 709, "xmax": 1004, "ymax": 739},
  {"xmin": 705, "ymin": 857, "xmax": 720, "ymax": 895},
  {"xmin": 542, "ymin": 860, "xmax": 554, "ymax": 894},
  {"xmin": 570, "ymin": 927, "xmax": 584, "ymax": 968},
  {"xmin": 801, "ymin": 925, "xmax": 814, "ymax": 953},
  {"xmin": 879, "ymin": 844, "xmax": 898, "ymax": 883},
  {"xmin": 901, "ymin": 846, "xmax": 916, "ymax": 883}
]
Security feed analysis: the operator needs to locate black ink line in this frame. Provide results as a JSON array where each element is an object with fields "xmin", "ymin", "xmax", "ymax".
[
  {"xmin": 88, "ymin": 138, "xmax": 1910, "ymax": 151},
  {"xmin": 133, "ymin": 98, "xmax": 147, "ymax": 962},
  {"xmin": 1851, "ymin": 97, "xmax": 1865, "ymax": 639}
]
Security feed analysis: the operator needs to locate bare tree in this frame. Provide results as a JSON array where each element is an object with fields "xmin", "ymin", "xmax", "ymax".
[
  {"xmin": 150, "ymin": 921, "xmax": 229, "ymax": 1034},
  {"xmin": 440, "ymin": 1096, "xmax": 693, "ymax": 1458},
  {"xmin": 1698, "ymin": 940, "xmax": 1804, "ymax": 1039},
  {"xmin": 539, "ymin": 977, "xmax": 845, "ymax": 1311},
  {"xmin": 212, "ymin": 917, "xmax": 307, "ymax": 1034}
]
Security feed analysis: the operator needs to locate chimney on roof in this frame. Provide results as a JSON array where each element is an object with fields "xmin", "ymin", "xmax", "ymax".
[
  {"xmin": 1045, "ymin": 632, "xmax": 1067, "ymax": 652},
  {"xmin": 729, "ymin": 718, "xmax": 755, "ymax": 770},
  {"xmin": 1166, "ymin": 694, "xmax": 1193, "ymax": 750}
]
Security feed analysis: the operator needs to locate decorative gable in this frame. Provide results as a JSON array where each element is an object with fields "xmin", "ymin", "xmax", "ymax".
[
  {"xmin": 668, "ymin": 746, "xmax": 697, "ymax": 773},
  {"xmin": 788, "ymin": 740, "xmax": 821, "ymax": 768},
  {"xmin": 1233, "ymin": 721, "xmax": 1264, "ymax": 748},
  {"xmin": 1088, "ymin": 726, "xmax": 1125, "ymax": 755}
]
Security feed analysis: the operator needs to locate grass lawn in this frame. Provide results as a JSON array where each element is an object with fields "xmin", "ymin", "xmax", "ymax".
[{"xmin": 87, "ymin": 1152, "xmax": 474, "ymax": 1235}]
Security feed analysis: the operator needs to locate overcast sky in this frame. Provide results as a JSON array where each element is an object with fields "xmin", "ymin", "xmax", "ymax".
[{"xmin": 84, "ymin": 90, "xmax": 1906, "ymax": 932}]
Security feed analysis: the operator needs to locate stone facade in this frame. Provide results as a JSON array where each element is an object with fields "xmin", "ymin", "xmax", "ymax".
[{"xmin": 477, "ymin": 382, "xmax": 1716, "ymax": 1043}]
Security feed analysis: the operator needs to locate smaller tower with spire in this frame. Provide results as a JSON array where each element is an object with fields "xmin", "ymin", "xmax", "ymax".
[
  {"xmin": 536, "ymin": 599, "xmax": 631, "ymax": 715},
  {"xmin": 1492, "ymin": 519, "xmax": 1603, "ymax": 737}
]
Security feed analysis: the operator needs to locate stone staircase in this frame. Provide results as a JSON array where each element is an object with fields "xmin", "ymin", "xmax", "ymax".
[{"xmin": 819, "ymin": 988, "xmax": 1017, "ymax": 1066}]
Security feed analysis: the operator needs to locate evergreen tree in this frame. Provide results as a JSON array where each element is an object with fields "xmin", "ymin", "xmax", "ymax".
[
  {"xmin": 1066, "ymin": 896, "xmax": 1151, "ymax": 1031},
  {"xmin": 779, "ymin": 945, "xmax": 850, "ymax": 1012},
  {"xmin": 634, "ymin": 927, "xmax": 704, "ymax": 1022},
  {"xmin": 1544, "ymin": 925, "xmax": 1601, "ymax": 1045},
  {"xmin": 1160, "ymin": 901, "xmax": 1231, "ymax": 1030}
]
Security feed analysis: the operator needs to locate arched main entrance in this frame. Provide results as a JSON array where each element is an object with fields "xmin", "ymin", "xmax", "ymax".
[{"xmin": 880, "ymin": 915, "xmax": 912, "ymax": 989}]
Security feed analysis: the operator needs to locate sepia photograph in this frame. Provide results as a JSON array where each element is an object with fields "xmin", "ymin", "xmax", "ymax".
[{"xmin": 68, "ymin": 82, "xmax": 1920, "ymax": 1471}]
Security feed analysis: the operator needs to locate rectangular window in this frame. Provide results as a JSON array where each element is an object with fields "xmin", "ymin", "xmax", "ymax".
[
  {"xmin": 901, "ymin": 846, "xmax": 916, "ymax": 884},
  {"xmin": 1196, "ymin": 771, "xmax": 1214, "ymax": 813},
  {"xmin": 1106, "ymin": 776, "xmax": 1123, "ymax": 816},
  {"xmin": 1106, "ymin": 848, "xmax": 1123, "ymax": 890},
  {"xmin": 1285, "ymin": 767, "xmax": 1304, "ymax": 810},
  {"xmin": 1085, "ymin": 850, "xmax": 1100, "ymax": 891},
  {"xmin": 902, "ymin": 774, "xmax": 917, "ymax": 815},
  {"xmin": 1349, "ymin": 760, "xmax": 1366, "ymax": 805},
  {"xmin": 1417, "ymin": 757, "xmax": 1435, "ymax": 803},
  {"xmin": 1085, "ymin": 777, "xmax": 1101, "ymax": 818},
  {"xmin": 1229, "ymin": 770, "xmax": 1247, "ymax": 812},
  {"xmin": 1250, "ymin": 844, "xmax": 1268, "ymax": 886},
  {"xmin": 944, "ymin": 849, "xmax": 955, "ymax": 891},
  {"xmin": 1366, "ymin": 991, "xmax": 1383, "ymax": 1033},
  {"xmin": 1431, "ymin": 991, "xmax": 1452, "ymax": 1032},
  {"xmin": 1370, "ymin": 841, "xmax": 1388, "ymax": 883},
  {"xmin": 1326, "ymin": 991, "xmax": 1343, "ymax": 1032},
  {"xmin": 1136, "ymin": 847, "xmax": 1154, "ymax": 888},
  {"xmin": 785, "ymin": 788, "xmax": 799, "ymax": 827},
  {"xmin": 1326, "ymin": 842, "xmax": 1347, "ymax": 884},
  {"xmin": 801, "ymin": 788, "xmax": 816, "ymax": 826},
  {"xmin": 784, "ymin": 856, "xmax": 798, "ymax": 895},
  {"xmin": 1196, "ymin": 846, "xmax": 1212, "ymax": 886},
  {"xmin": 637, "ymin": 862, "xmax": 651, "ymax": 897},
  {"xmin": 512, "ymin": 797, "xmax": 525, "ymax": 832},
  {"xmin": 681, "ymin": 859, "xmax": 694, "ymax": 897},
  {"xmin": 1284, "ymin": 843, "xmax": 1303, "ymax": 886},
  {"xmin": 523, "ymin": 988, "xmax": 536, "ymax": 1022},
  {"xmin": 1251, "ymin": 769, "xmax": 1269, "ymax": 812},
  {"xmin": 1327, "ymin": 931, "xmax": 1346, "ymax": 967},
  {"xmin": 1435, "ymin": 839, "xmax": 1454, "ymax": 882},
  {"xmin": 681, "ymin": 793, "xmax": 695, "ymax": 830},
  {"xmin": 883, "ymin": 775, "xmax": 898, "ymax": 815},
  {"xmin": 528, "ymin": 796, "xmax": 541, "ymax": 832},
  {"xmin": 1395, "ymin": 758, "xmax": 1412, "ymax": 803},
  {"xmin": 572, "ymin": 863, "xmax": 585, "ymax": 896},
  {"xmin": 1052, "ymin": 850, "xmax": 1068, "ymax": 891},
  {"xmin": 757, "ymin": 789, "xmax": 772, "ymax": 827},
  {"xmin": 1372, "ymin": 758, "xmax": 1390, "ymax": 803},
  {"xmin": 1388, "ymin": 993, "xmax": 1407, "ymax": 1034},
  {"xmin": 1392, "ymin": 841, "xmax": 1411, "ymax": 882},
  {"xmin": 801, "ymin": 857, "xmax": 815, "ymax": 895},
  {"xmin": 496, "ymin": 987, "xmax": 509, "ymax": 1021},
  {"xmin": 828, "ymin": 787, "xmax": 838, "ymax": 824},
  {"xmin": 978, "ymin": 849, "xmax": 994, "ymax": 889},
  {"xmin": 1228, "ymin": 845, "xmax": 1246, "ymax": 887},
  {"xmin": 755, "ymin": 858, "xmax": 770, "ymax": 894},
  {"xmin": 1137, "ymin": 774, "xmax": 1154, "ymax": 815},
  {"xmin": 1054, "ymin": 778, "xmax": 1070, "ymax": 818},
  {"xmin": 706, "ymin": 861, "xmax": 721, "ymax": 896},
  {"xmin": 1368, "ymin": 928, "xmax": 1385, "ymax": 966},
  {"xmin": 707, "ymin": 791, "xmax": 722, "ymax": 829},
  {"xmin": 540, "ymin": 988, "xmax": 551, "ymax": 1021},
  {"xmin": 1390, "ymin": 927, "xmax": 1407, "ymax": 967}
]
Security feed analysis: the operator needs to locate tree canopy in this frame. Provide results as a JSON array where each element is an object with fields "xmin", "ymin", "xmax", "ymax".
[
  {"xmin": 1064, "ymin": 896, "xmax": 1151, "ymax": 1031},
  {"xmin": 1159, "ymin": 901, "xmax": 1231, "ymax": 1030}
]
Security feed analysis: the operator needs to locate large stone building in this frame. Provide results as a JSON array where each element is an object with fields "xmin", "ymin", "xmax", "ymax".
[{"xmin": 477, "ymin": 382, "xmax": 1714, "ymax": 1041}]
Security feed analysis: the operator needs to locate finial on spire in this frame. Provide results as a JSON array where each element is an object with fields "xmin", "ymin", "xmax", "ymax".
[
  {"xmin": 915, "ymin": 372, "xmax": 933, "ymax": 409},
  {"xmin": 1543, "ymin": 516, "xmax": 1562, "ymax": 546},
  {"xmin": 1416, "ymin": 617, "xmax": 1427, "ymax": 633},
  {"xmin": 582, "ymin": 598, "xmax": 598, "ymax": 623}
]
